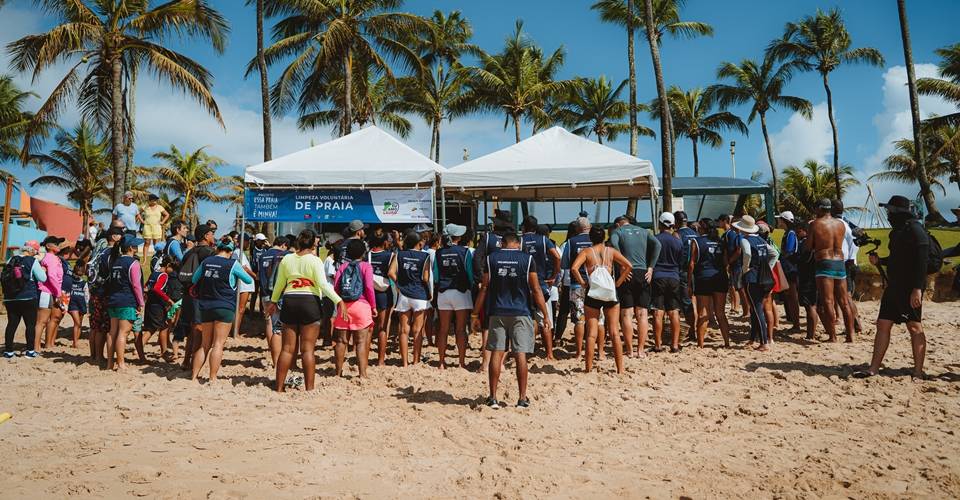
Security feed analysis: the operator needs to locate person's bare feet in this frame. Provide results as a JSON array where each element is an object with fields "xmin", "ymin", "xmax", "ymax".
[
  {"xmin": 911, "ymin": 371, "xmax": 926, "ymax": 382},
  {"xmin": 755, "ymin": 344, "xmax": 768, "ymax": 352}
]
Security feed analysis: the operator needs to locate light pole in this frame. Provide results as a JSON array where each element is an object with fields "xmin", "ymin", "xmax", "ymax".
[{"xmin": 729, "ymin": 141, "xmax": 737, "ymax": 178}]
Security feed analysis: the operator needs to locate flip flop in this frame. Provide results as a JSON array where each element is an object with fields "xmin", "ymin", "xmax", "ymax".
[{"xmin": 852, "ymin": 370, "xmax": 875, "ymax": 379}]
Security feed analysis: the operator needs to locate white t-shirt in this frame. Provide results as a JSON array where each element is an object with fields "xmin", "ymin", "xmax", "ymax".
[
  {"xmin": 87, "ymin": 225, "xmax": 99, "ymax": 241},
  {"xmin": 841, "ymin": 220, "xmax": 859, "ymax": 265},
  {"xmin": 232, "ymin": 249, "xmax": 256, "ymax": 293}
]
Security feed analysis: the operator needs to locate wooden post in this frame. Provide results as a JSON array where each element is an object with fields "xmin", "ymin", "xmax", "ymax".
[{"xmin": 0, "ymin": 176, "xmax": 13, "ymax": 306}]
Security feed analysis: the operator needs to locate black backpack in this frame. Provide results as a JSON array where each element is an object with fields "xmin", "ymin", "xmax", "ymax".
[
  {"xmin": 177, "ymin": 247, "xmax": 207, "ymax": 285},
  {"xmin": 151, "ymin": 237, "xmax": 174, "ymax": 272},
  {"xmin": 87, "ymin": 248, "xmax": 111, "ymax": 292},
  {"xmin": 924, "ymin": 228, "xmax": 944, "ymax": 275},
  {"xmin": 1, "ymin": 256, "xmax": 27, "ymax": 297}
]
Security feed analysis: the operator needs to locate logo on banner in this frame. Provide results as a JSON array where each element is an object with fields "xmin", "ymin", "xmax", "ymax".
[{"xmin": 382, "ymin": 201, "xmax": 399, "ymax": 215}]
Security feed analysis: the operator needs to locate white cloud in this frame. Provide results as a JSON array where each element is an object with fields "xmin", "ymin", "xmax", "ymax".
[{"xmin": 766, "ymin": 101, "xmax": 834, "ymax": 171}]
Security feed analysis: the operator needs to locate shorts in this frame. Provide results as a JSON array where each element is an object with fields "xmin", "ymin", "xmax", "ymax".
[
  {"xmin": 585, "ymin": 295, "xmax": 619, "ymax": 311},
  {"xmin": 375, "ymin": 290, "xmax": 393, "ymax": 311},
  {"xmin": 108, "ymin": 307, "xmax": 138, "ymax": 322},
  {"xmin": 618, "ymin": 274, "xmax": 651, "ymax": 309},
  {"xmin": 395, "ymin": 294, "xmax": 431, "ymax": 313},
  {"xmin": 730, "ymin": 266, "xmax": 743, "ymax": 290},
  {"xmin": 200, "ymin": 307, "xmax": 235, "ymax": 323},
  {"xmin": 89, "ymin": 294, "xmax": 110, "ymax": 333},
  {"xmin": 142, "ymin": 223, "xmax": 162, "ymax": 240},
  {"xmin": 693, "ymin": 274, "xmax": 729, "ymax": 296},
  {"xmin": 651, "ymin": 278, "xmax": 681, "ymax": 311},
  {"xmin": 798, "ymin": 278, "xmax": 817, "ymax": 307},
  {"xmin": 534, "ymin": 297, "xmax": 554, "ymax": 327},
  {"xmin": 437, "ymin": 289, "xmax": 473, "ymax": 311},
  {"xmin": 815, "ymin": 259, "xmax": 847, "ymax": 280},
  {"xmin": 333, "ymin": 300, "xmax": 374, "ymax": 331},
  {"xmin": 878, "ymin": 286, "xmax": 922, "ymax": 324},
  {"xmin": 68, "ymin": 298, "xmax": 88, "ymax": 315},
  {"xmin": 38, "ymin": 291, "xmax": 55, "ymax": 309},
  {"xmin": 142, "ymin": 302, "xmax": 168, "ymax": 331},
  {"xmin": 486, "ymin": 315, "xmax": 535, "ymax": 353},
  {"xmin": 678, "ymin": 272, "xmax": 693, "ymax": 312},
  {"xmin": 279, "ymin": 294, "xmax": 326, "ymax": 325},
  {"xmin": 569, "ymin": 287, "xmax": 585, "ymax": 324}
]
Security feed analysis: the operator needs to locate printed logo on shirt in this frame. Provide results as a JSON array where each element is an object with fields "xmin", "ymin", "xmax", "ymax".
[{"xmin": 289, "ymin": 278, "xmax": 315, "ymax": 289}]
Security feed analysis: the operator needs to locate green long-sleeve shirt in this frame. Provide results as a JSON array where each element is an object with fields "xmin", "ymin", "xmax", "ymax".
[{"xmin": 270, "ymin": 252, "xmax": 342, "ymax": 305}]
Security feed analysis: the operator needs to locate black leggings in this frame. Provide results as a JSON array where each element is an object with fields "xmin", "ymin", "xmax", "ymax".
[
  {"xmin": 4, "ymin": 299, "xmax": 38, "ymax": 353},
  {"xmin": 745, "ymin": 283, "xmax": 773, "ymax": 345}
]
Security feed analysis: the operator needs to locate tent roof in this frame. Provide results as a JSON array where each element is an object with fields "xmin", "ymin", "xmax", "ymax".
[
  {"xmin": 669, "ymin": 176, "xmax": 771, "ymax": 195},
  {"xmin": 442, "ymin": 127, "xmax": 657, "ymax": 200},
  {"xmin": 244, "ymin": 126, "xmax": 441, "ymax": 187}
]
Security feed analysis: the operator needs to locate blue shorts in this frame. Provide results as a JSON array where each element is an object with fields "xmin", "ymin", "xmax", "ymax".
[
  {"xmin": 375, "ymin": 290, "xmax": 393, "ymax": 311},
  {"xmin": 68, "ymin": 299, "xmax": 87, "ymax": 315}
]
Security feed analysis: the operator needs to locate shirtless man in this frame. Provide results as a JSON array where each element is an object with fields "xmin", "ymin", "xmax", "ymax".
[{"xmin": 806, "ymin": 199, "xmax": 855, "ymax": 342}]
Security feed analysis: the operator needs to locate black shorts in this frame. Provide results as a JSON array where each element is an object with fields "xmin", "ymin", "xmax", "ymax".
[
  {"xmin": 878, "ymin": 286, "xmax": 922, "ymax": 324},
  {"xmin": 585, "ymin": 295, "xmax": 619, "ymax": 311},
  {"xmin": 279, "ymin": 294, "xmax": 327, "ymax": 325},
  {"xmin": 142, "ymin": 301, "xmax": 168, "ymax": 332},
  {"xmin": 375, "ymin": 290, "xmax": 393, "ymax": 311},
  {"xmin": 798, "ymin": 279, "xmax": 817, "ymax": 307},
  {"xmin": 651, "ymin": 278, "xmax": 681, "ymax": 311},
  {"xmin": 693, "ymin": 274, "xmax": 729, "ymax": 296},
  {"xmin": 618, "ymin": 275, "xmax": 651, "ymax": 309}
]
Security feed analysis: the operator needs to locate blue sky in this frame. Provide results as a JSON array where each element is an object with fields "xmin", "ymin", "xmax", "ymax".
[{"xmin": 2, "ymin": 0, "xmax": 959, "ymax": 232}]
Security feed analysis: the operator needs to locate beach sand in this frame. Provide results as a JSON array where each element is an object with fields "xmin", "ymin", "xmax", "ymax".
[{"xmin": 1, "ymin": 300, "xmax": 958, "ymax": 499}]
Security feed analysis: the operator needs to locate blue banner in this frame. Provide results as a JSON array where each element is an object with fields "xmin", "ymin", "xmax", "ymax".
[{"xmin": 244, "ymin": 188, "xmax": 432, "ymax": 223}]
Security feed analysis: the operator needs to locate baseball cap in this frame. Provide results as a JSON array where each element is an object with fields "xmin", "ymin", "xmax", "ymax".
[
  {"xmin": 816, "ymin": 198, "xmax": 832, "ymax": 210},
  {"xmin": 217, "ymin": 239, "xmax": 235, "ymax": 252},
  {"xmin": 42, "ymin": 236, "xmax": 66, "ymax": 247},
  {"xmin": 122, "ymin": 234, "xmax": 144, "ymax": 248},
  {"xmin": 123, "ymin": 191, "xmax": 133, "ymax": 198},
  {"xmin": 23, "ymin": 240, "xmax": 40, "ymax": 252},
  {"xmin": 658, "ymin": 212, "xmax": 675, "ymax": 227},
  {"xmin": 775, "ymin": 211, "xmax": 795, "ymax": 223},
  {"xmin": 444, "ymin": 223, "xmax": 467, "ymax": 237},
  {"xmin": 148, "ymin": 193, "xmax": 159, "ymax": 201},
  {"xmin": 347, "ymin": 220, "xmax": 368, "ymax": 233},
  {"xmin": 879, "ymin": 195, "xmax": 912, "ymax": 214},
  {"xmin": 254, "ymin": 233, "xmax": 267, "ymax": 241},
  {"xmin": 194, "ymin": 224, "xmax": 213, "ymax": 241}
]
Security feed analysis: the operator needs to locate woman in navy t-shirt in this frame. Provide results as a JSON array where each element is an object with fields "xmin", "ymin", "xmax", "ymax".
[{"xmin": 389, "ymin": 231, "xmax": 431, "ymax": 367}]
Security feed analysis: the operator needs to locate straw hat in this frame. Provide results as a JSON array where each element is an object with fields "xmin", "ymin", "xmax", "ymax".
[{"xmin": 732, "ymin": 215, "xmax": 759, "ymax": 234}]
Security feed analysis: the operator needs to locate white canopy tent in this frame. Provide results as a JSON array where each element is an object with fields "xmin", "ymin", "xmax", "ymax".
[
  {"xmin": 441, "ymin": 126, "xmax": 659, "ymax": 201},
  {"xmin": 244, "ymin": 125, "xmax": 442, "ymax": 187}
]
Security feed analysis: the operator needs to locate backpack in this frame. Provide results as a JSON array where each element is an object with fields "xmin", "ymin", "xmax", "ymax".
[
  {"xmin": 177, "ymin": 247, "xmax": 206, "ymax": 285},
  {"xmin": 337, "ymin": 261, "xmax": 365, "ymax": 302},
  {"xmin": 586, "ymin": 248, "xmax": 617, "ymax": 302},
  {"xmin": 924, "ymin": 227, "xmax": 944, "ymax": 275},
  {"xmin": 1, "ymin": 256, "xmax": 27, "ymax": 297},
  {"xmin": 151, "ymin": 238, "xmax": 173, "ymax": 272},
  {"xmin": 87, "ymin": 248, "xmax": 111, "ymax": 292}
]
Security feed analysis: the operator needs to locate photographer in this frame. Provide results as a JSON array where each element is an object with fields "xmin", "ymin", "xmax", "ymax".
[{"xmin": 856, "ymin": 196, "xmax": 929, "ymax": 380}]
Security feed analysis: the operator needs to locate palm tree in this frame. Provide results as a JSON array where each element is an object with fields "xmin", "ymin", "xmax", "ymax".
[
  {"xmin": 297, "ymin": 62, "xmax": 412, "ymax": 138},
  {"xmin": 926, "ymin": 122, "xmax": 960, "ymax": 194},
  {"xmin": 651, "ymin": 86, "xmax": 747, "ymax": 177},
  {"xmin": 149, "ymin": 145, "xmax": 226, "ymax": 226},
  {"xmin": 592, "ymin": 0, "xmax": 640, "ymax": 156},
  {"xmin": 553, "ymin": 76, "xmax": 654, "ymax": 145},
  {"xmin": 246, "ymin": 0, "xmax": 272, "ymax": 163},
  {"xmin": 8, "ymin": 0, "xmax": 229, "ymax": 206},
  {"xmin": 709, "ymin": 54, "xmax": 813, "ymax": 209},
  {"xmin": 872, "ymin": 137, "xmax": 949, "ymax": 196},
  {"xmin": 918, "ymin": 43, "xmax": 960, "ymax": 126},
  {"xmin": 768, "ymin": 8, "xmax": 885, "ymax": 199},
  {"xmin": 400, "ymin": 10, "xmax": 480, "ymax": 162},
  {"xmin": 640, "ymin": 0, "xmax": 671, "ymax": 210},
  {"xmin": 28, "ymin": 122, "xmax": 110, "ymax": 234},
  {"xmin": 262, "ymin": 0, "xmax": 428, "ymax": 137},
  {"xmin": 469, "ymin": 21, "xmax": 576, "ymax": 143},
  {"xmin": 0, "ymin": 75, "xmax": 40, "ymax": 164},
  {"xmin": 157, "ymin": 191, "xmax": 184, "ymax": 222},
  {"xmin": 780, "ymin": 160, "xmax": 860, "ymax": 220}
]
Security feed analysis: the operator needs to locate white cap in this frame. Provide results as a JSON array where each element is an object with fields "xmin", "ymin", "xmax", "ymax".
[
  {"xmin": 254, "ymin": 233, "xmax": 267, "ymax": 241},
  {"xmin": 775, "ymin": 211, "xmax": 795, "ymax": 223},
  {"xmin": 658, "ymin": 212, "xmax": 675, "ymax": 227}
]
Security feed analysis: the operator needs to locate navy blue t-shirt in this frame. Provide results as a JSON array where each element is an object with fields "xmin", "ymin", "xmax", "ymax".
[
  {"xmin": 396, "ymin": 250, "xmax": 430, "ymax": 300},
  {"xmin": 486, "ymin": 249, "xmax": 534, "ymax": 317},
  {"xmin": 652, "ymin": 232, "xmax": 683, "ymax": 280}
]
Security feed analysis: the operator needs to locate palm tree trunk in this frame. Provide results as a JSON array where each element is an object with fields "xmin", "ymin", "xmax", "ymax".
[
  {"xmin": 598, "ymin": 134, "xmax": 603, "ymax": 145},
  {"xmin": 429, "ymin": 119, "xmax": 437, "ymax": 162},
  {"xmin": 627, "ymin": 0, "xmax": 638, "ymax": 157},
  {"xmin": 667, "ymin": 108, "xmax": 677, "ymax": 177},
  {"xmin": 897, "ymin": 0, "xmax": 944, "ymax": 224},
  {"xmin": 257, "ymin": 0, "xmax": 272, "ymax": 164},
  {"xmin": 642, "ymin": 0, "xmax": 672, "ymax": 212},
  {"xmin": 692, "ymin": 136, "xmax": 699, "ymax": 177},
  {"xmin": 760, "ymin": 112, "xmax": 779, "ymax": 210},
  {"xmin": 821, "ymin": 72, "xmax": 842, "ymax": 198},
  {"xmin": 124, "ymin": 73, "xmax": 136, "ymax": 193},
  {"xmin": 110, "ymin": 55, "xmax": 125, "ymax": 206},
  {"xmin": 434, "ymin": 121, "xmax": 441, "ymax": 164},
  {"xmin": 513, "ymin": 113, "xmax": 521, "ymax": 143},
  {"xmin": 343, "ymin": 48, "xmax": 353, "ymax": 136}
]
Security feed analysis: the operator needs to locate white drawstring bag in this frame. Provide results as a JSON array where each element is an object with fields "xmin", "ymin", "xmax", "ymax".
[{"xmin": 587, "ymin": 248, "xmax": 617, "ymax": 302}]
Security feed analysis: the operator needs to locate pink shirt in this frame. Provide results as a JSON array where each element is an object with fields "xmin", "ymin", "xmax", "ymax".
[
  {"xmin": 334, "ymin": 260, "xmax": 376, "ymax": 309},
  {"xmin": 37, "ymin": 253, "xmax": 63, "ymax": 297},
  {"xmin": 129, "ymin": 261, "xmax": 145, "ymax": 308}
]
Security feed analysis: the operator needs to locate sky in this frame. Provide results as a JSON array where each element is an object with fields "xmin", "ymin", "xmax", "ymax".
[{"xmin": 1, "ymin": 0, "xmax": 959, "ymax": 233}]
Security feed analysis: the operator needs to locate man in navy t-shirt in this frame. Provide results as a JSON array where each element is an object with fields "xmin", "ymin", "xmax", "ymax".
[
  {"xmin": 651, "ymin": 213, "xmax": 684, "ymax": 353},
  {"xmin": 472, "ymin": 232, "xmax": 550, "ymax": 410}
]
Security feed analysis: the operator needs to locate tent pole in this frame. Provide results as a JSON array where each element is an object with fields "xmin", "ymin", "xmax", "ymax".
[
  {"xmin": 437, "ymin": 173, "xmax": 447, "ymax": 229},
  {"xmin": 649, "ymin": 187, "xmax": 657, "ymax": 233},
  {"xmin": 431, "ymin": 183, "xmax": 438, "ymax": 230},
  {"xmin": 233, "ymin": 205, "xmax": 246, "ymax": 339},
  {"xmin": 607, "ymin": 186, "xmax": 612, "ymax": 225}
]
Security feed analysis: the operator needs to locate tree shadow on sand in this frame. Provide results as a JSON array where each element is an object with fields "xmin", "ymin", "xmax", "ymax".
[
  {"xmin": 745, "ymin": 361, "xmax": 960, "ymax": 382},
  {"xmin": 392, "ymin": 385, "xmax": 479, "ymax": 407}
]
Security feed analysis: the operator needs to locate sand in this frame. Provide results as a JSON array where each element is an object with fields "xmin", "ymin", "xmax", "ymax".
[{"xmin": 1, "ymin": 300, "xmax": 959, "ymax": 499}]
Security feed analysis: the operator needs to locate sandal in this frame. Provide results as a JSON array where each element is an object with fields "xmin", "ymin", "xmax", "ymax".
[{"xmin": 852, "ymin": 370, "xmax": 876, "ymax": 379}]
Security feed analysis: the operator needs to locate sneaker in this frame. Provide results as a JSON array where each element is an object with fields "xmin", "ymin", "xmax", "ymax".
[
  {"xmin": 485, "ymin": 397, "xmax": 501, "ymax": 409},
  {"xmin": 516, "ymin": 398, "xmax": 530, "ymax": 408},
  {"xmin": 2, "ymin": 351, "xmax": 15, "ymax": 359},
  {"xmin": 24, "ymin": 350, "xmax": 38, "ymax": 358}
]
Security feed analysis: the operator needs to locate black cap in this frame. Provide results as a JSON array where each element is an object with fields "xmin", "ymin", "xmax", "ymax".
[
  {"xmin": 879, "ymin": 195, "xmax": 912, "ymax": 214},
  {"xmin": 816, "ymin": 198, "xmax": 832, "ymax": 210},
  {"xmin": 578, "ymin": 210, "xmax": 589, "ymax": 218},
  {"xmin": 106, "ymin": 226, "xmax": 124, "ymax": 237},
  {"xmin": 194, "ymin": 224, "xmax": 213, "ymax": 241},
  {"xmin": 42, "ymin": 236, "xmax": 65, "ymax": 246},
  {"xmin": 490, "ymin": 209, "xmax": 512, "ymax": 223},
  {"xmin": 148, "ymin": 193, "xmax": 159, "ymax": 201}
]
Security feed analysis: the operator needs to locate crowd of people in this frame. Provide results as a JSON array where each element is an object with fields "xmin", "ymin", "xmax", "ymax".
[{"xmin": 1, "ymin": 194, "xmax": 947, "ymax": 407}]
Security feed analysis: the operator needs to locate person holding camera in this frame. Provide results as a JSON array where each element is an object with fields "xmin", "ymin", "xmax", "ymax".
[{"xmin": 856, "ymin": 196, "xmax": 929, "ymax": 380}]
